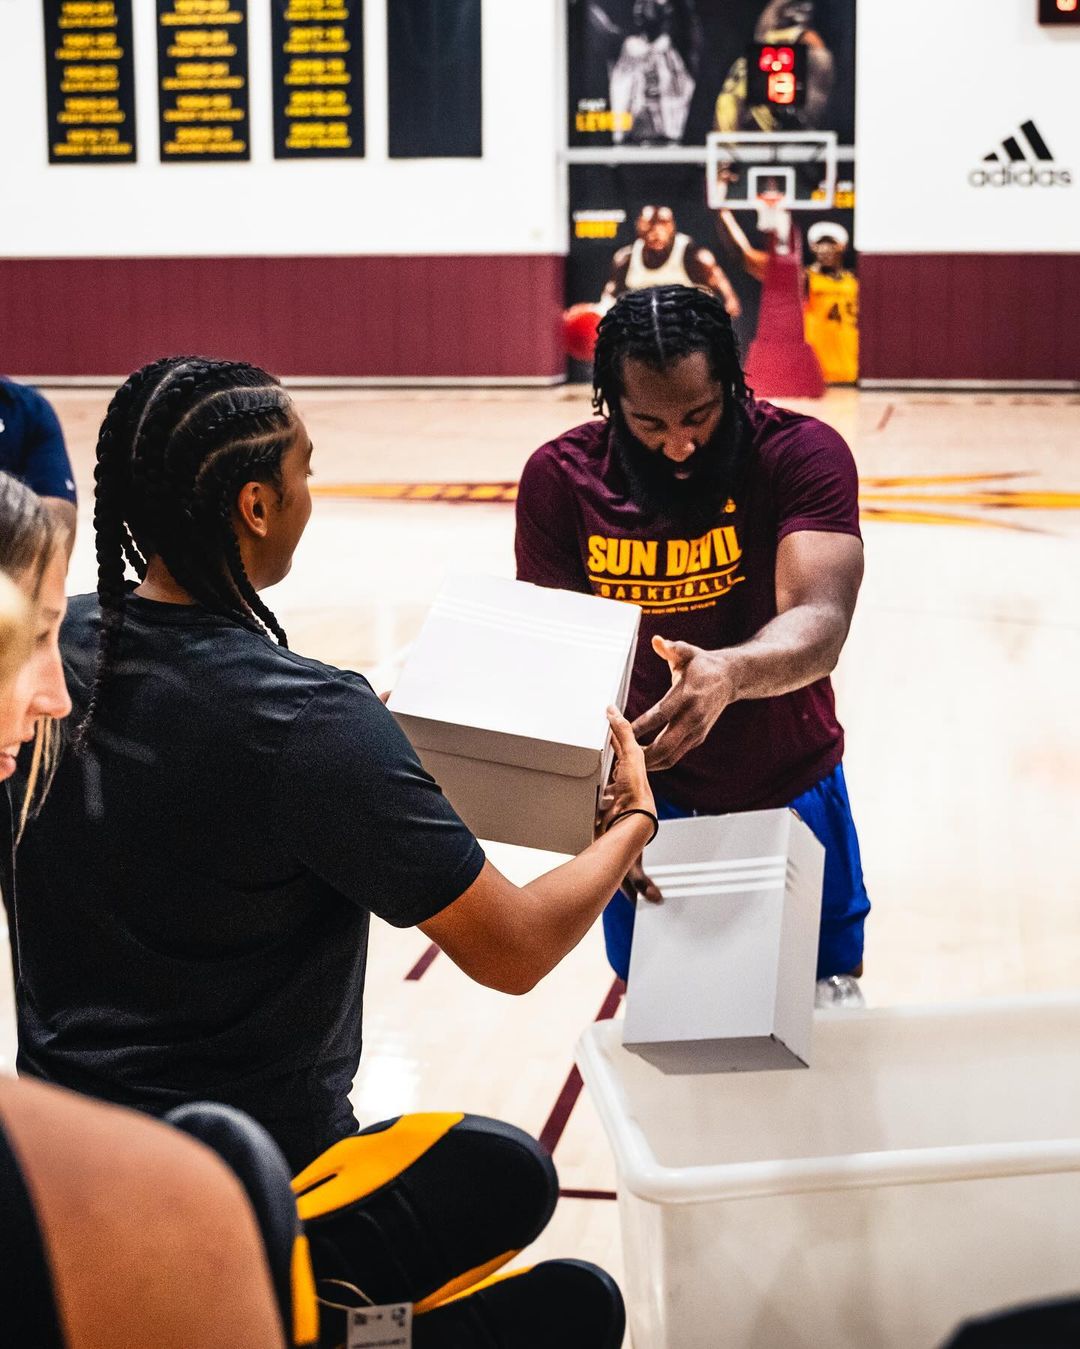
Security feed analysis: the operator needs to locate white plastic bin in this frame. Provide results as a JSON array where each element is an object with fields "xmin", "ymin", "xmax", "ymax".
[{"xmin": 577, "ymin": 997, "xmax": 1080, "ymax": 1349}]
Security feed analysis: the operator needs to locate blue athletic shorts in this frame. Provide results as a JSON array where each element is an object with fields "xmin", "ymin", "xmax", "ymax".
[{"xmin": 601, "ymin": 761, "xmax": 870, "ymax": 983}]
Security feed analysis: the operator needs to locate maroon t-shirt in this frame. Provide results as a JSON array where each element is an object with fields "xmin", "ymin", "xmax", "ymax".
[{"xmin": 515, "ymin": 400, "xmax": 861, "ymax": 814}]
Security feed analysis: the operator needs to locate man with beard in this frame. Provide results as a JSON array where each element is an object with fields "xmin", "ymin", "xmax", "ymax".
[
  {"xmin": 515, "ymin": 285, "xmax": 869, "ymax": 1005},
  {"xmin": 602, "ymin": 204, "xmax": 741, "ymax": 319}
]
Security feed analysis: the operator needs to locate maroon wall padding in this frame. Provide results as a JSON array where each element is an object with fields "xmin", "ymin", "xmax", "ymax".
[
  {"xmin": 860, "ymin": 253, "xmax": 1080, "ymax": 383},
  {"xmin": 0, "ymin": 254, "xmax": 565, "ymax": 379}
]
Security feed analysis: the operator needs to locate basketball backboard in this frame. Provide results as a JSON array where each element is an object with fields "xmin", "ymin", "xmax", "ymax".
[{"xmin": 706, "ymin": 131, "xmax": 838, "ymax": 212}]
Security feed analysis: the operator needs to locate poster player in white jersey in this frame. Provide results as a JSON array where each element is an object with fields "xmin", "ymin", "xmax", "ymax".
[{"xmin": 602, "ymin": 205, "xmax": 741, "ymax": 318}]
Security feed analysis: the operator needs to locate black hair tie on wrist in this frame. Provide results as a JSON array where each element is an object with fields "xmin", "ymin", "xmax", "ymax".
[{"xmin": 606, "ymin": 808, "xmax": 660, "ymax": 845}]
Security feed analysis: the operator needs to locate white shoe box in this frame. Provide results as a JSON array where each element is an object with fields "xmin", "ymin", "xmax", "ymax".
[
  {"xmin": 623, "ymin": 809, "xmax": 824, "ymax": 1072},
  {"xmin": 388, "ymin": 574, "xmax": 640, "ymax": 855}
]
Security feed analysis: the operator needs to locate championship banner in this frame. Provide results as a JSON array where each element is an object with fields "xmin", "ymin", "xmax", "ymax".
[
  {"xmin": 157, "ymin": 0, "xmax": 250, "ymax": 162},
  {"xmin": 387, "ymin": 0, "xmax": 481, "ymax": 159},
  {"xmin": 271, "ymin": 0, "xmax": 364, "ymax": 159},
  {"xmin": 42, "ymin": 0, "xmax": 137, "ymax": 164}
]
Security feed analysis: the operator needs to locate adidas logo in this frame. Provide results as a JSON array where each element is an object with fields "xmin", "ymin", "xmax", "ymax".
[{"xmin": 969, "ymin": 119, "xmax": 1072, "ymax": 187}]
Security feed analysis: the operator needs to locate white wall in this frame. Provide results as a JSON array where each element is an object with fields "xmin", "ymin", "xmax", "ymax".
[
  {"xmin": 857, "ymin": 0, "xmax": 1080, "ymax": 253},
  {"xmin": 0, "ymin": 1, "xmax": 567, "ymax": 258}
]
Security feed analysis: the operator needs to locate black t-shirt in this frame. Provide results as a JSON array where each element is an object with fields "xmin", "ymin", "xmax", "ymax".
[{"xmin": 8, "ymin": 595, "xmax": 485, "ymax": 1171}]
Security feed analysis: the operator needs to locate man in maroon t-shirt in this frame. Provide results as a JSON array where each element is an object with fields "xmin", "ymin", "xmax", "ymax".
[{"xmin": 516, "ymin": 285, "xmax": 870, "ymax": 1004}]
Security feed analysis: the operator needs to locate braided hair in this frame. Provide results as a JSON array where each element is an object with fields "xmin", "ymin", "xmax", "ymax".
[
  {"xmin": 592, "ymin": 285, "xmax": 749, "ymax": 419},
  {"xmin": 78, "ymin": 356, "xmax": 298, "ymax": 744}
]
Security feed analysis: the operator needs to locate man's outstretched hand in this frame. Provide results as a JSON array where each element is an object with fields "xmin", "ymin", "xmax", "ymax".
[
  {"xmin": 620, "ymin": 854, "xmax": 664, "ymax": 905},
  {"xmin": 631, "ymin": 634, "xmax": 736, "ymax": 772}
]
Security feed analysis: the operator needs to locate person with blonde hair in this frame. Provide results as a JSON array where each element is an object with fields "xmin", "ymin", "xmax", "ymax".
[{"xmin": 0, "ymin": 472, "xmax": 71, "ymax": 830}]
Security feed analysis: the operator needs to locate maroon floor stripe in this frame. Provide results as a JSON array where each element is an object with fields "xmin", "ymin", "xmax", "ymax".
[
  {"xmin": 539, "ymin": 1066, "xmax": 584, "ymax": 1155},
  {"xmin": 539, "ymin": 977, "xmax": 624, "ymax": 1156},
  {"xmin": 405, "ymin": 943, "xmax": 441, "ymax": 981},
  {"xmin": 559, "ymin": 1188, "xmax": 618, "ymax": 1201},
  {"xmin": 595, "ymin": 977, "xmax": 626, "ymax": 1022},
  {"xmin": 876, "ymin": 402, "xmax": 895, "ymax": 433}
]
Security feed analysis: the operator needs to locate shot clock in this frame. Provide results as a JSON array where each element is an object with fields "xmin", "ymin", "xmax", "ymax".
[
  {"xmin": 1039, "ymin": 0, "xmax": 1080, "ymax": 23},
  {"xmin": 747, "ymin": 43, "xmax": 808, "ymax": 110}
]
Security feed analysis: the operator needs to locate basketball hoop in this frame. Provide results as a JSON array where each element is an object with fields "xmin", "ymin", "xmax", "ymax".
[{"xmin": 705, "ymin": 131, "xmax": 839, "ymax": 213}]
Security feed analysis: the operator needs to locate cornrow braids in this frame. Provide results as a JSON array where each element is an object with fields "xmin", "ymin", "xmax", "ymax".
[
  {"xmin": 79, "ymin": 357, "xmax": 182, "ymax": 746},
  {"xmin": 592, "ymin": 285, "xmax": 750, "ymax": 418},
  {"xmin": 190, "ymin": 409, "xmax": 294, "ymax": 645},
  {"xmin": 77, "ymin": 357, "xmax": 298, "ymax": 745}
]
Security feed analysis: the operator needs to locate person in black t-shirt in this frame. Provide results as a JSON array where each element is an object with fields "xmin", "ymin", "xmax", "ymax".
[{"xmin": 10, "ymin": 357, "xmax": 656, "ymax": 1173}]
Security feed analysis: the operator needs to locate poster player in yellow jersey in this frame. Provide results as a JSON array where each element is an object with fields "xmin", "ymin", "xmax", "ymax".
[
  {"xmin": 714, "ymin": 0, "xmax": 835, "ymax": 132},
  {"xmin": 804, "ymin": 220, "xmax": 858, "ymax": 383}
]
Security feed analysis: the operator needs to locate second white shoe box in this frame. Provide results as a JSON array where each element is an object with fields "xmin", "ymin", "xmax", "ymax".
[{"xmin": 623, "ymin": 809, "xmax": 824, "ymax": 1072}]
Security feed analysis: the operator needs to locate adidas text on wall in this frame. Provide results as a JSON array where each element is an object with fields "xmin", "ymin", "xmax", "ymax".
[{"xmin": 970, "ymin": 119, "xmax": 1073, "ymax": 187}]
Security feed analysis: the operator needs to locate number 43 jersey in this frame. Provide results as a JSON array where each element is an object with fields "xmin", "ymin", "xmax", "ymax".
[{"xmin": 805, "ymin": 266, "xmax": 859, "ymax": 384}]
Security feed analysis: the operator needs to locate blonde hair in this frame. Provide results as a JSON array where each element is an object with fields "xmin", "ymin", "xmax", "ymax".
[
  {"xmin": 19, "ymin": 717, "xmax": 59, "ymax": 841},
  {"xmin": 0, "ymin": 474, "xmax": 65, "ymax": 835},
  {"xmin": 0, "ymin": 569, "xmax": 55, "ymax": 840},
  {"xmin": 0, "ymin": 570, "xmax": 32, "ymax": 693}
]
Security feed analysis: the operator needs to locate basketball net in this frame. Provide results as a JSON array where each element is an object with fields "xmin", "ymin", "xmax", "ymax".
[{"xmin": 755, "ymin": 191, "xmax": 792, "ymax": 253}]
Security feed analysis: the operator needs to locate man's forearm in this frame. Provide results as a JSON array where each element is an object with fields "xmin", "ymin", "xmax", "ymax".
[
  {"xmin": 719, "ymin": 603, "xmax": 850, "ymax": 703},
  {"xmin": 710, "ymin": 266, "xmax": 738, "ymax": 306}
]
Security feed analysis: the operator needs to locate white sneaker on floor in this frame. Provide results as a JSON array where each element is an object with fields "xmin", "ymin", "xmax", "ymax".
[{"xmin": 815, "ymin": 974, "xmax": 866, "ymax": 1009}]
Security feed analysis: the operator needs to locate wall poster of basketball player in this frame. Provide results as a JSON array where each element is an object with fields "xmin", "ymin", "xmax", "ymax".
[
  {"xmin": 714, "ymin": 0, "xmax": 837, "ymax": 134},
  {"xmin": 568, "ymin": 0, "xmax": 855, "ymax": 149},
  {"xmin": 566, "ymin": 0, "xmax": 857, "ymax": 381},
  {"xmin": 603, "ymin": 203, "xmax": 742, "ymax": 316}
]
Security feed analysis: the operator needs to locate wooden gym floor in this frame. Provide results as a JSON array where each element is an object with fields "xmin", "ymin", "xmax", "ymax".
[{"xmin": 2, "ymin": 384, "xmax": 1079, "ymax": 1329}]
